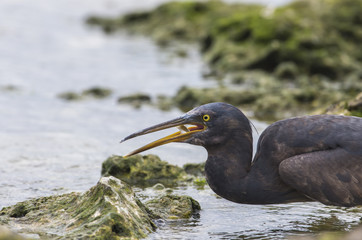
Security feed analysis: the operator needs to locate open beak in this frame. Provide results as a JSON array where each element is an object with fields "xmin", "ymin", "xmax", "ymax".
[{"xmin": 120, "ymin": 114, "xmax": 206, "ymax": 157}]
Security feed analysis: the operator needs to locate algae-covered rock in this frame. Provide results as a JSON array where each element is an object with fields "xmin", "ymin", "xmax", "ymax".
[
  {"xmin": 82, "ymin": 87, "xmax": 112, "ymax": 98},
  {"xmin": 88, "ymin": 0, "xmax": 362, "ymax": 120},
  {"xmin": 156, "ymin": 95, "xmax": 173, "ymax": 111},
  {"xmin": 146, "ymin": 195, "xmax": 200, "ymax": 219},
  {"xmin": 323, "ymin": 91, "xmax": 362, "ymax": 117},
  {"xmin": 117, "ymin": 93, "xmax": 151, "ymax": 109},
  {"xmin": 101, "ymin": 155, "xmax": 189, "ymax": 187},
  {"xmin": 58, "ymin": 86, "xmax": 112, "ymax": 101},
  {"xmin": 172, "ymin": 85, "xmax": 260, "ymax": 112},
  {"xmin": 0, "ymin": 177, "xmax": 156, "ymax": 239},
  {"xmin": 87, "ymin": 1, "xmax": 258, "ymax": 44},
  {"xmin": 58, "ymin": 91, "xmax": 83, "ymax": 101},
  {"xmin": 87, "ymin": 0, "xmax": 362, "ymax": 79}
]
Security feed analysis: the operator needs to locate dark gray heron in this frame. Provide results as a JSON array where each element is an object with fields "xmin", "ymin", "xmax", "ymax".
[{"xmin": 121, "ymin": 102, "xmax": 362, "ymax": 207}]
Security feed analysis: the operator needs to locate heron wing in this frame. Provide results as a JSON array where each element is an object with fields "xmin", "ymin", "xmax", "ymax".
[{"xmin": 279, "ymin": 148, "xmax": 362, "ymax": 207}]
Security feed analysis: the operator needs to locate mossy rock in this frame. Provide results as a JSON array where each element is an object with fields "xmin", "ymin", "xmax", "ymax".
[
  {"xmin": 173, "ymin": 86, "xmax": 260, "ymax": 112},
  {"xmin": 145, "ymin": 195, "xmax": 200, "ymax": 219},
  {"xmin": 117, "ymin": 93, "xmax": 151, "ymax": 109},
  {"xmin": 87, "ymin": 1, "xmax": 259, "ymax": 42},
  {"xmin": 82, "ymin": 87, "xmax": 112, "ymax": 98},
  {"xmin": 87, "ymin": 0, "xmax": 362, "ymax": 80},
  {"xmin": 323, "ymin": 92, "xmax": 362, "ymax": 117},
  {"xmin": 101, "ymin": 155, "xmax": 189, "ymax": 188},
  {"xmin": 58, "ymin": 87, "xmax": 112, "ymax": 101},
  {"xmin": 58, "ymin": 91, "xmax": 83, "ymax": 101},
  {"xmin": 0, "ymin": 177, "xmax": 156, "ymax": 239},
  {"xmin": 87, "ymin": 0, "xmax": 362, "ymax": 120},
  {"xmin": 156, "ymin": 95, "xmax": 173, "ymax": 111}
]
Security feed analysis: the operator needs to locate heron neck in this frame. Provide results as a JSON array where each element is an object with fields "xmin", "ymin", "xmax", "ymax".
[
  {"xmin": 204, "ymin": 134, "xmax": 309, "ymax": 204},
  {"xmin": 204, "ymin": 134, "xmax": 252, "ymax": 203}
]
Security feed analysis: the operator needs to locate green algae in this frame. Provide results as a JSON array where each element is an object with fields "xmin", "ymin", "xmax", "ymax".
[
  {"xmin": 101, "ymin": 155, "xmax": 190, "ymax": 188},
  {"xmin": 192, "ymin": 177, "xmax": 207, "ymax": 190},
  {"xmin": 8, "ymin": 204, "xmax": 29, "ymax": 218},
  {"xmin": 145, "ymin": 195, "xmax": 201, "ymax": 219},
  {"xmin": 0, "ymin": 177, "xmax": 155, "ymax": 239}
]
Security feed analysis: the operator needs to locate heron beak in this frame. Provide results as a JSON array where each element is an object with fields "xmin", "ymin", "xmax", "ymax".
[{"xmin": 120, "ymin": 115, "xmax": 206, "ymax": 157}]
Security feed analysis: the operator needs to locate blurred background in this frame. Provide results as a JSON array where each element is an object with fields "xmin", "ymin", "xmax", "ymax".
[{"xmin": 0, "ymin": 0, "xmax": 361, "ymax": 239}]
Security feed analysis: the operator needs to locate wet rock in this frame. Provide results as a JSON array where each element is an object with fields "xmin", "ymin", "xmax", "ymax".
[
  {"xmin": 173, "ymin": 86, "xmax": 260, "ymax": 113},
  {"xmin": 0, "ymin": 177, "xmax": 156, "ymax": 239},
  {"xmin": 90, "ymin": 0, "xmax": 362, "ymax": 80},
  {"xmin": 82, "ymin": 87, "xmax": 112, "ymax": 98},
  {"xmin": 58, "ymin": 91, "xmax": 82, "ymax": 101},
  {"xmin": 156, "ymin": 95, "xmax": 173, "ymax": 111},
  {"xmin": 58, "ymin": 87, "xmax": 112, "ymax": 101},
  {"xmin": 8, "ymin": 204, "xmax": 29, "ymax": 218},
  {"xmin": 87, "ymin": 1, "xmax": 240, "ymax": 42},
  {"xmin": 145, "ymin": 195, "xmax": 201, "ymax": 219},
  {"xmin": 324, "ymin": 91, "xmax": 362, "ymax": 117},
  {"xmin": 88, "ymin": 0, "xmax": 362, "ymax": 120},
  {"xmin": 86, "ymin": 16, "xmax": 123, "ymax": 34},
  {"xmin": 101, "ymin": 155, "xmax": 189, "ymax": 188},
  {"xmin": 117, "ymin": 93, "xmax": 151, "ymax": 109}
]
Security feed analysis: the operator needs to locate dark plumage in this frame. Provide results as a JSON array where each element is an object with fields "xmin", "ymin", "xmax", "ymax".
[{"xmin": 122, "ymin": 102, "xmax": 362, "ymax": 207}]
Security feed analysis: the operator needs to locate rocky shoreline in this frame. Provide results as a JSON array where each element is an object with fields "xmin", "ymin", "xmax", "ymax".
[
  {"xmin": 0, "ymin": 155, "xmax": 203, "ymax": 239},
  {"xmin": 87, "ymin": 0, "xmax": 362, "ymax": 120}
]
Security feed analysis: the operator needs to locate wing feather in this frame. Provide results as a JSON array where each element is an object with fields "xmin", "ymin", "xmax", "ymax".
[{"xmin": 279, "ymin": 148, "xmax": 362, "ymax": 207}]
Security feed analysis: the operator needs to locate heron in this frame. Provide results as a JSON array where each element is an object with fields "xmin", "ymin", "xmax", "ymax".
[{"xmin": 121, "ymin": 102, "xmax": 362, "ymax": 207}]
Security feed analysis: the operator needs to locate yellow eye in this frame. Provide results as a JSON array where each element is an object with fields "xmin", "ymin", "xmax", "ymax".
[{"xmin": 203, "ymin": 114, "xmax": 210, "ymax": 122}]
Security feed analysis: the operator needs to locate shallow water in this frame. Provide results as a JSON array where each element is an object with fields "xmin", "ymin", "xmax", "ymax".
[{"xmin": 0, "ymin": 0, "xmax": 361, "ymax": 239}]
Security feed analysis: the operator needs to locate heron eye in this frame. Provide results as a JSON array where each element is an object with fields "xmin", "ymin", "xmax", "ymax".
[{"xmin": 203, "ymin": 114, "xmax": 210, "ymax": 122}]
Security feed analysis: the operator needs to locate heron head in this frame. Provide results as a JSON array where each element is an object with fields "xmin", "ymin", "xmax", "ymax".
[{"xmin": 121, "ymin": 102, "xmax": 251, "ymax": 157}]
